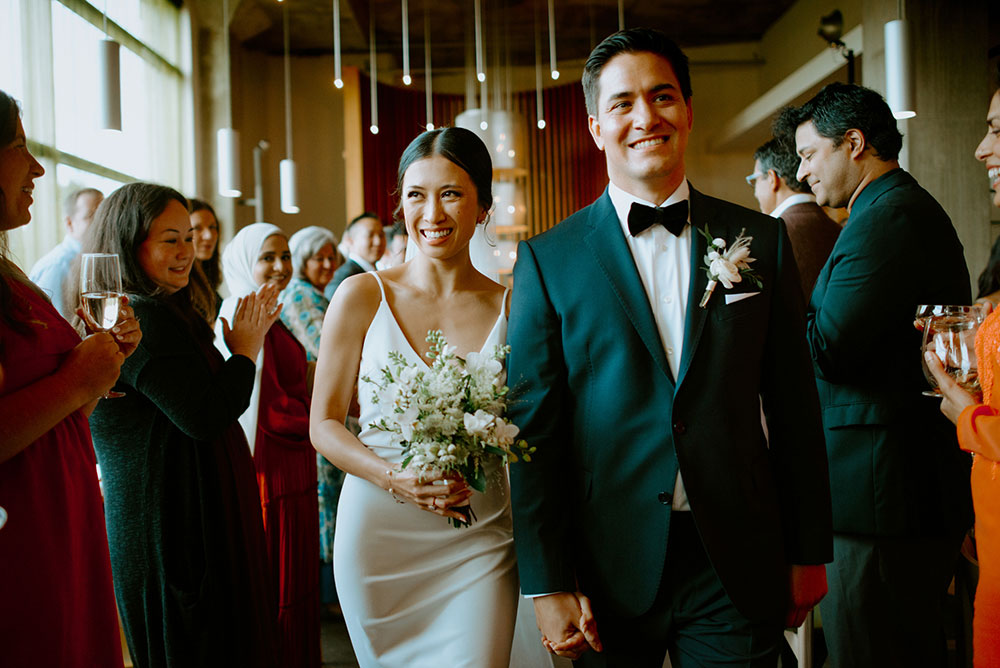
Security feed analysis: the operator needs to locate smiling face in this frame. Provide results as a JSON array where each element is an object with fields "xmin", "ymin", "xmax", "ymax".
[
  {"xmin": 348, "ymin": 216, "xmax": 386, "ymax": 265},
  {"xmin": 587, "ymin": 51, "xmax": 692, "ymax": 203},
  {"xmin": 794, "ymin": 121, "xmax": 855, "ymax": 209},
  {"xmin": 401, "ymin": 155, "xmax": 484, "ymax": 260},
  {"xmin": 189, "ymin": 208, "xmax": 219, "ymax": 261},
  {"xmin": 137, "ymin": 199, "xmax": 195, "ymax": 294},
  {"xmin": 252, "ymin": 234, "xmax": 292, "ymax": 290},
  {"xmin": 975, "ymin": 89, "xmax": 1000, "ymax": 209},
  {"xmin": 303, "ymin": 241, "xmax": 338, "ymax": 290},
  {"xmin": 0, "ymin": 118, "xmax": 45, "ymax": 231}
]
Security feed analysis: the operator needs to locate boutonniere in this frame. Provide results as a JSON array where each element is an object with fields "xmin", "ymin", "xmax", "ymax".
[{"xmin": 697, "ymin": 226, "xmax": 763, "ymax": 308}]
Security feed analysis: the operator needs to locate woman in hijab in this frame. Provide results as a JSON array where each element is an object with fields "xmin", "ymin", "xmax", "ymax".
[{"xmin": 217, "ymin": 223, "xmax": 320, "ymax": 668}]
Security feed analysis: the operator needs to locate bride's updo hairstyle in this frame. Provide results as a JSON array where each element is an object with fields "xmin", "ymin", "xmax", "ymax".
[{"xmin": 393, "ymin": 127, "xmax": 493, "ymax": 222}]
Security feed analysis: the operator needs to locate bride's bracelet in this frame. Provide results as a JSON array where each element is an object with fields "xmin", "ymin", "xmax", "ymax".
[{"xmin": 386, "ymin": 469, "xmax": 405, "ymax": 504}]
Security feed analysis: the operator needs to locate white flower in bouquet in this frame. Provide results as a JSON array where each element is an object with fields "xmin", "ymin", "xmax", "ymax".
[{"xmin": 361, "ymin": 330, "xmax": 535, "ymax": 527}]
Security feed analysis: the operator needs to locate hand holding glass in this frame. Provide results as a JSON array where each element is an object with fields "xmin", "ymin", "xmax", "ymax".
[
  {"xmin": 919, "ymin": 305, "xmax": 982, "ymax": 398},
  {"xmin": 80, "ymin": 253, "xmax": 125, "ymax": 398}
]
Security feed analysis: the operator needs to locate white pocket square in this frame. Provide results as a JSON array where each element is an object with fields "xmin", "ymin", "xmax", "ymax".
[{"xmin": 725, "ymin": 291, "xmax": 760, "ymax": 305}]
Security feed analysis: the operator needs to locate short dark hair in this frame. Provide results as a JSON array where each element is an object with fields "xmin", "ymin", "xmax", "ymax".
[
  {"xmin": 773, "ymin": 82, "xmax": 903, "ymax": 162},
  {"xmin": 754, "ymin": 137, "xmax": 811, "ymax": 194},
  {"xmin": 582, "ymin": 28, "xmax": 692, "ymax": 117},
  {"xmin": 346, "ymin": 211, "xmax": 381, "ymax": 233},
  {"xmin": 393, "ymin": 127, "xmax": 493, "ymax": 222}
]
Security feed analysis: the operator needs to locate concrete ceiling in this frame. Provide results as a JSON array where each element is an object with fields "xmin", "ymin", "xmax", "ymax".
[{"xmin": 231, "ymin": 0, "xmax": 797, "ymax": 75}]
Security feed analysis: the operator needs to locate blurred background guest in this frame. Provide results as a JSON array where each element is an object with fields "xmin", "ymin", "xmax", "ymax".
[
  {"xmin": 926, "ymin": 75, "xmax": 1000, "ymax": 668},
  {"xmin": 281, "ymin": 224, "xmax": 345, "ymax": 618},
  {"xmin": 325, "ymin": 212, "xmax": 384, "ymax": 299},
  {"xmin": 187, "ymin": 198, "xmax": 223, "ymax": 323},
  {"xmin": 749, "ymin": 135, "xmax": 840, "ymax": 299},
  {"xmin": 377, "ymin": 220, "xmax": 408, "ymax": 269},
  {"xmin": 0, "ymin": 88, "xmax": 134, "ymax": 668},
  {"xmin": 29, "ymin": 186, "xmax": 102, "ymax": 318},
  {"xmin": 219, "ymin": 222, "xmax": 320, "ymax": 668},
  {"xmin": 88, "ymin": 183, "xmax": 281, "ymax": 668}
]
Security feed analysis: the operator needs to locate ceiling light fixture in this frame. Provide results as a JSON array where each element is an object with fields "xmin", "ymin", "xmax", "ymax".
[
  {"xmin": 547, "ymin": 0, "xmax": 559, "ymax": 80},
  {"xmin": 217, "ymin": 0, "xmax": 241, "ymax": 197},
  {"xmin": 424, "ymin": 6, "xmax": 433, "ymax": 131},
  {"xmin": 474, "ymin": 0, "xmax": 485, "ymax": 82},
  {"xmin": 401, "ymin": 0, "xmax": 411, "ymax": 85},
  {"xmin": 884, "ymin": 1, "xmax": 914, "ymax": 119},
  {"xmin": 98, "ymin": 0, "xmax": 121, "ymax": 131},
  {"xmin": 534, "ymin": 3, "xmax": 545, "ymax": 130},
  {"xmin": 332, "ymin": 0, "xmax": 343, "ymax": 88},
  {"xmin": 279, "ymin": 0, "xmax": 299, "ymax": 214},
  {"xmin": 618, "ymin": 0, "xmax": 625, "ymax": 31},
  {"xmin": 369, "ymin": 13, "xmax": 379, "ymax": 134}
]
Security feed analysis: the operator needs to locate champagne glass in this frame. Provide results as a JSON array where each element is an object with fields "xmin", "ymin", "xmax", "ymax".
[
  {"xmin": 80, "ymin": 253, "xmax": 125, "ymax": 398},
  {"xmin": 920, "ymin": 305, "xmax": 982, "ymax": 398}
]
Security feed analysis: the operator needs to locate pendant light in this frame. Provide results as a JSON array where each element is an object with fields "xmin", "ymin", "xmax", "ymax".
[
  {"xmin": 424, "ymin": 7, "xmax": 433, "ymax": 131},
  {"xmin": 369, "ymin": 13, "xmax": 379, "ymax": 134},
  {"xmin": 474, "ymin": 0, "xmax": 485, "ymax": 82},
  {"xmin": 98, "ymin": 2, "xmax": 121, "ymax": 131},
  {"xmin": 217, "ymin": 0, "xmax": 241, "ymax": 197},
  {"xmin": 332, "ymin": 0, "xmax": 343, "ymax": 88},
  {"xmin": 547, "ymin": 0, "xmax": 559, "ymax": 80},
  {"xmin": 401, "ymin": 0, "xmax": 411, "ymax": 85},
  {"xmin": 885, "ymin": 1, "xmax": 914, "ymax": 119},
  {"xmin": 618, "ymin": 0, "xmax": 625, "ymax": 31},
  {"xmin": 534, "ymin": 4, "xmax": 545, "ymax": 130},
  {"xmin": 279, "ymin": 1, "xmax": 299, "ymax": 214}
]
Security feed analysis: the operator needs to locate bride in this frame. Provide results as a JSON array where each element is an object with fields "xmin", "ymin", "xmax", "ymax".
[{"xmin": 311, "ymin": 127, "xmax": 519, "ymax": 667}]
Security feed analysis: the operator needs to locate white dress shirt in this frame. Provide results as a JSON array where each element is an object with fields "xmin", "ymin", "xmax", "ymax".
[
  {"xmin": 607, "ymin": 180, "xmax": 693, "ymax": 511},
  {"xmin": 769, "ymin": 192, "xmax": 815, "ymax": 219}
]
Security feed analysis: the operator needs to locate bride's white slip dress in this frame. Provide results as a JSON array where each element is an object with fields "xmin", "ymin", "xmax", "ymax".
[{"xmin": 334, "ymin": 273, "xmax": 519, "ymax": 668}]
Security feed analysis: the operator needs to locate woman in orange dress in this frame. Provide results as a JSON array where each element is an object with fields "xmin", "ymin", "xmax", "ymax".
[{"xmin": 925, "ymin": 81, "xmax": 1000, "ymax": 666}]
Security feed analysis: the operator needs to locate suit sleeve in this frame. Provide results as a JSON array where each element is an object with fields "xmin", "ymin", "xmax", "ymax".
[
  {"xmin": 506, "ymin": 240, "xmax": 578, "ymax": 595},
  {"xmin": 806, "ymin": 205, "xmax": 916, "ymax": 383},
  {"xmin": 760, "ymin": 220, "xmax": 834, "ymax": 564}
]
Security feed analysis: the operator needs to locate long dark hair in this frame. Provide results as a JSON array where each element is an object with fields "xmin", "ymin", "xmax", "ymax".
[
  {"xmin": 0, "ymin": 90, "xmax": 47, "ymax": 337},
  {"xmin": 83, "ymin": 182, "xmax": 213, "ymax": 342},
  {"xmin": 188, "ymin": 198, "xmax": 222, "ymax": 289}
]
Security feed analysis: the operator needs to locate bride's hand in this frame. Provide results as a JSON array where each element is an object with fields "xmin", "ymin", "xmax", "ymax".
[{"xmin": 385, "ymin": 467, "xmax": 473, "ymax": 521}]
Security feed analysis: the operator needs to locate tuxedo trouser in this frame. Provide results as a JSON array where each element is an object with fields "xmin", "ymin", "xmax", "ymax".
[
  {"xmin": 820, "ymin": 531, "xmax": 964, "ymax": 668},
  {"xmin": 575, "ymin": 512, "xmax": 783, "ymax": 668}
]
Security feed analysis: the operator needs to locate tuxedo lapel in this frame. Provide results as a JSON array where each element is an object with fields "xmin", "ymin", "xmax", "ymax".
[
  {"xmin": 677, "ymin": 188, "xmax": 721, "ymax": 389},
  {"xmin": 582, "ymin": 192, "xmax": 675, "ymax": 386}
]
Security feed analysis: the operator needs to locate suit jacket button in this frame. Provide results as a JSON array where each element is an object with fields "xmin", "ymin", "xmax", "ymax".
[
  {"xmin": 658, "ymin": 492, "xmax": 672, "ymax": 505},
  {"xmin": 673, "ymin": 421, "xmax": 686, "ymax": 435}
]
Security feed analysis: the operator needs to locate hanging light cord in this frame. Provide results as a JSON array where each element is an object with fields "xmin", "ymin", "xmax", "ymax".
[{"xmin": 283, "ymin": 2, "xmax": 293, "ymax": 161}]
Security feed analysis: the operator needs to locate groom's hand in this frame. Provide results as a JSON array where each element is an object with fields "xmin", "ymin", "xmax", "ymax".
[
  {"xmin": 784, "ymin": 564, "xmax": 827, "ymax": 628},
  {"xmin": 534, "ymin": 592, "xmax": 602, "ymax": 659}
]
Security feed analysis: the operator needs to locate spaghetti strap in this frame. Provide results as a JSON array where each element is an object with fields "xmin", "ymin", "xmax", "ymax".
[
  {"xmin": 370, "ymin": 272, "xmax": 387, "ymax": 301},
  {"xmin": 500, "ymin": 287, "xmax": 510, "ymax": 319}
]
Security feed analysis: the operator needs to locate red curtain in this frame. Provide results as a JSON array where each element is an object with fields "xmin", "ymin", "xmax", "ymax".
[{"xmin": 360, "ymin": 74, "xmax": 606, "ymax": 236}]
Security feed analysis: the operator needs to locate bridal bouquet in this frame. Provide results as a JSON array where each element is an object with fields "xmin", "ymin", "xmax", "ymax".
[{"xmin": 362, "ymin": 330, "xmax": 533, "ymax": 527}]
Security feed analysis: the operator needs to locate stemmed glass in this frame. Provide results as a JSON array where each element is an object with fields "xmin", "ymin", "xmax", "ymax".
[
  {"xmin": 80, "ymin": 253, "xmax": 125, "ymax": 399},
  {"xmin": 918, "ymin": 304, "xmax": 984, "ymax": 398}
]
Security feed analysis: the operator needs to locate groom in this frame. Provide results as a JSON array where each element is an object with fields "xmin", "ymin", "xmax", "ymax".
[{"xmin": 507, "ymin": 29, "xmax": 833, "ymax": 666}]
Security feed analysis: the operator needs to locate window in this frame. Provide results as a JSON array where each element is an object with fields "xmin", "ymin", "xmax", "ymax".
[{"xmin": 1, "ymin": 0, "xmax": 193, "ymax": 270}]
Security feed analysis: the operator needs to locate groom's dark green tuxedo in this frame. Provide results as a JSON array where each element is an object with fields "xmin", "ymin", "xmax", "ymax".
[{"xmin": 507, "ymin": 186, "xmax": 833, "ymax": 625}]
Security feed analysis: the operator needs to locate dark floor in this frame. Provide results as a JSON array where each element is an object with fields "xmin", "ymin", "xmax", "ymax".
[{"xmin": 321, "ymin": 616, "xmax": 360, "ymax": 667}]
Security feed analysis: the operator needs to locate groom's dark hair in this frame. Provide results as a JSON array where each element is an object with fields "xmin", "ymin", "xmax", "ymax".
[{"xmin": 582, "ymin": 28, "xmax": 692, "ymax": 116}]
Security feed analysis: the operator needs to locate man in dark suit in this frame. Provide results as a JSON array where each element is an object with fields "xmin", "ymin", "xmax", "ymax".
[
  {"xmin": 507, "ymin": 28, "xmax": 833, "ymax": 667},
  {"xmin": 749, "ymin": 137, "xmax": 840, "ymax": 299},
  {"xmin": 776, "ymin": 83, "xmax": 973, "ymax": 667},
  {"xmin": 325, "ymin": 212, "xmax": 385, "ymax": 299}
]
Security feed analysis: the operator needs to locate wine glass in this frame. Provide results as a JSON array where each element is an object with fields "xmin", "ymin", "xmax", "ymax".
[
  {"xmin": 80, "ymin": 253, "xmax": 125, "ymax": 399},
  {"xmin": 920, "ymin": 305, "xmax": 982, "ymax": 398}
]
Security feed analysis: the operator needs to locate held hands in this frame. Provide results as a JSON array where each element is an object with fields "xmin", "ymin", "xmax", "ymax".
[
  {"xmin": 63, "ymin": 332, "xmax": 124, "ymax": 401},
  {"xmin": 924, "ymin": 350, "xmax": 979, "ymax": 424},
  {"xmin": 533, "ymin": 591, "xmax": 602, "ymax": 660},
  {"xmin": 384, "ymin": 466, "xmax": 473, "ymax": 522},
  {"xmin": 221, "ymin": 283, "xmax": 283, "ymax": 360}
]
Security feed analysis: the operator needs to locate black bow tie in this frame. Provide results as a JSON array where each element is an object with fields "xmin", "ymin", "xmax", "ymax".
[{"xmin": 627, "ymin": 201, "xmax": 689, "ymax": 237}]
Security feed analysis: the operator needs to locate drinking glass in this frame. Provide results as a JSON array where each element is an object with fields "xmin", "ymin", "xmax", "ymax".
[
  {"xmin": 920, "ymin": 305, "xmax": 982, "ymax": 398},
  {"xmin": 80, "ymin": 253, "xmax": 124, "ymax": 398}
]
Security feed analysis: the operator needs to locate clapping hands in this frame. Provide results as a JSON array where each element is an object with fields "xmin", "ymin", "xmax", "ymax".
[{"xmin": 220, "ymin": 283, "xmax": 283, "ymax": 360}]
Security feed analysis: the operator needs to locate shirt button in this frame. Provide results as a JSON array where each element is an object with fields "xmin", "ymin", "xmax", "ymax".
[
  {"xmin": 658, "ymin": 492, "xmax": 672, "ymax": 505},
  {"xmin": 662, "ymin": 295, "xmax": 672, "ymax": 304},
  {"xmin": 673, "ymin": 421, "xmax": 686, "ymax": 435},
  {"xmin": 666, "ymin": 347, "xmax": 674, "ymax": 355}
]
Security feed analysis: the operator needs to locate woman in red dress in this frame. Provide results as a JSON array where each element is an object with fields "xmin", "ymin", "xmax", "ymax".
[
  {"xmin": 217, "ymin": 223, "xmax": 320, "ymax": 668},
  {"xmin": 925, "ymin": 80, "xmax": 1000, "ymax": 667},
  {"xmin": 0, "ymin": 89, "xmax": 140, "ymax": 667}
]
